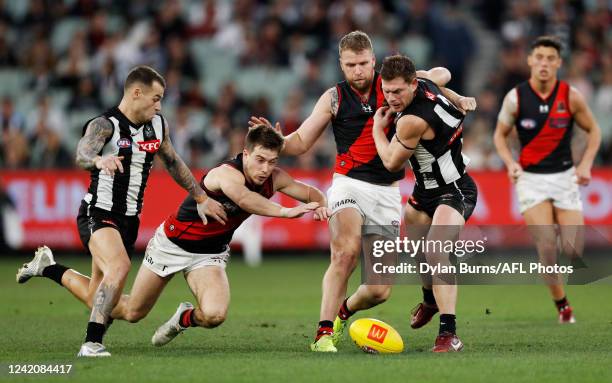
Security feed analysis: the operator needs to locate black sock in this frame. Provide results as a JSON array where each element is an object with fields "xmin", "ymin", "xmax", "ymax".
[
  {"xmin": 189, "ymin": 309, "xmax": 198, "ymax": 327},
  {"xmin": 555, "ymin": 296, "xmax": 569, "ymax": 311},
  {"xmin": 85, "ymin": 322, "xmax": 106, "ymax": 344},
  {"xmin": 41, "ymin": 264, "xmax": 69, "ymax": 286},
  {"xmin": 422, "ymin": 287, "xmax": 436, "ymax": 306},
  {"xmin": 439, "ymin": 314, "xmax": 456, "ymax": 335},
  {"xmin": 316, "ymin": 320, "xmax": 334, "ymax": 340}
]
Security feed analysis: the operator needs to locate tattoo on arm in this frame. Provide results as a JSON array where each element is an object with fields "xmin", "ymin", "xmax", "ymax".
[
  {"xmin": 158, "ymin": 121, "xmax": 203, "ymax": 199},
  {"xmin": 89, "ymin": 282, "xmax": 118, "ymax": 324},
  {"xmin": 329, "ymin": 87, "xmax": 339, "ymax": 117},
  {"xmin": 76, "ymin": 117, "xmax": 113, "ymax": 170}
]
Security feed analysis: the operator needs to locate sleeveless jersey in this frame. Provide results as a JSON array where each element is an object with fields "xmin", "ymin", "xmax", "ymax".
[
  {"xmin": 398, "ymin": 78, "xmax": 469, "ymax": 190},
  {"xmin": 332, "ymin": 71, "xmax": 405, "ymax": 184},
  {"xmin": 515, "ymin": 80, "xmax": 574, "ymax": 173},
  {"xmin": 83, "ymin": 107, "xmax": 165, "ymax": 216},
  {"xmin": 164, "ymin": 154, "xmax": 275, "ymax": 254}
]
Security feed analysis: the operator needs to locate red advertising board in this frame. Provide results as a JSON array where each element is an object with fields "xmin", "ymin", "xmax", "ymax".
[{"xmin": 2, "ymin": 168, "xmax": 611, "ymax": 250}]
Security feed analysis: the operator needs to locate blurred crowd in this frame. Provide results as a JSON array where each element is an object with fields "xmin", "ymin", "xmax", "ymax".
[{"xmin": 0, "ymin": 0, "xmax": 610, "ymax": 171}]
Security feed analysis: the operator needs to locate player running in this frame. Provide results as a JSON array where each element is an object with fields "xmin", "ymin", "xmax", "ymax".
[
  {"xmin": 250, "ymin": 31, "xmax": 468, "ymax": 352},
  {"xmin": 16, "ymin": 125, "xmax": 329, "ymax": 349},
  {"xmin": 16, "ymin": 65, "xmax": 227, "ymax": 357},
  {"xmin": 493, "ymin": 36, "xmax": 601, "ymax": 323},
  {"xmin": 371, "ymin": 54, "xmax": 478, "ymax": 352}
]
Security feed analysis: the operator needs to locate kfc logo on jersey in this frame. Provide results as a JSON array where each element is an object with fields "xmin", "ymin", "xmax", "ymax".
[
  {"xmin": 520, "ymin": 119, "xmax": 537, "ymax": 129},
  {"xmin": 137, "ymin": 139, "xmax": 161, "ymax": 153},
  {"xmin": 117, "ymin": 137, "xmax": 132, "ymax": 148}
]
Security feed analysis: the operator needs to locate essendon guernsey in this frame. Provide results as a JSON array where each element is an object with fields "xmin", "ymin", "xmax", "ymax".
[
  {"xmin": 515, "ymin": 80, "xmax": 574, "ymax": 173},
  {"xmin": 332, "ymin": 72, "xmax": 405, "ymax": 184},
  {"xmin": 164, "ymin": 154, "xmax": 274, "ymax": 254}
]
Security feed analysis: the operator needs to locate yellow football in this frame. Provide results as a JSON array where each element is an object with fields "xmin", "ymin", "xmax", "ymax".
[{"xmin": 349, "ymin": 318, "xmax": 404, "ymax": 354}]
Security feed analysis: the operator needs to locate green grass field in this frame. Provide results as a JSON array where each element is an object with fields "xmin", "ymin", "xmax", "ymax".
[{"xmin": 1, "ymin": 255, "xmax": 611, "ymax": 382}]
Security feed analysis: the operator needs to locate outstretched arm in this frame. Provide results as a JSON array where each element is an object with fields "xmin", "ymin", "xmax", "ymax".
[
  {"xmin": 372, "ymin": 107, "xmax": 427, "ymax": 172},
  {"xmin": 212, "ymin": 165, "xmax": 319, "ymax": 218},
  {"xmin": 273, "ymin": 168, "xmax": 330, "ymax": 221},
  {"xmin": 158, "ymin": 117, "xmax": 227, "ymax": 224},
  {"xmin": 76, "ymin": 117, "xmax": 124, "ymax": 175},
  {"xmin": 570, "ymin": 87, "xmax": 601, "ymax": 185},
  {"xmin": 249, "ymin": 87, "xmax": 336, "ymax": 155}
]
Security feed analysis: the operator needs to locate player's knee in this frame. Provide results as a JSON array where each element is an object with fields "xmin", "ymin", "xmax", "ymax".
[
  {"xmin": 330, "ymin": 243, "xmax": 360, "ymax": 271},
  {"xmin": 367, "ymin": 286, "xmax": 391, "ymax": 304},
  {"xmin": 125, "ymin": 308, "xmax": 147, "ymax": 323},
  {"xmin": 201, "ymin": 310, "xmax": 226, "ymax": 328}
]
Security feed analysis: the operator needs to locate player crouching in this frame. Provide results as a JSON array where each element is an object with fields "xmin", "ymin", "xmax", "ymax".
[
  {"xmin": 17, "ymin": 125, "xmax": 329, "ymax": 352},
  {"xmin": 147, "ymin": 124, "xmax": 329, "ymax": 346}
]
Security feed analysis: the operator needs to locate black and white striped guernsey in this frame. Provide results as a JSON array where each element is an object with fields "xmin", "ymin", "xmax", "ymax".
[
  {"xmin": 397, "ymin": 78, "xmax": 470, "ymax": 190},
  {"xmin": 82, "ymin": 107, "xmax": 165, "ymax": 216}
]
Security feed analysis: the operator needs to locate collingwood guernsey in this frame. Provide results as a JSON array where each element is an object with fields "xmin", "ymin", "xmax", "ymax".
[{"xmin": 82, "ymin": 106, "xmax": 165, "ymax": 216}]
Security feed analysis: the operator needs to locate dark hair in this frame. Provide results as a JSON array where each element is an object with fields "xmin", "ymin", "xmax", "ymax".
[
  {"xmin": 245, "ymin": 125, "xmax": 284, "ymax": 153},
  {"xmin": 380, "ymin": 55, "xmax": 417, "ymax": 83},
  {"xmin": 338, "ymin": 30, "xmax": 373, "ymax": 55},
  {"xmin": 530, "ymin": 36, "xmax": 562, "ymax": 55},
  {"xmin": 124, "ymin": 65, "xmax": 166, "ymax": 90}
]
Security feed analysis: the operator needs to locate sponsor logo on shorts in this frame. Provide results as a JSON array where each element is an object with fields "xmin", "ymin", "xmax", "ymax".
[
  {"xmin": 332, "ymin": 198, "xmax": 357, "ymax": 209},
  {"xmin": 145, "ymin": 254, "xmax": 167, "ymax": 271},
  {"xmin": 367, "ymin": 324, "xmax": 388, "ymax": 344},
  {"xmin": 168, "ymin": 224, "xmax": 175, "ymax": 231},
  {"xmin": 391, "ymin": 220, "xmax": 400, "ymax": 227},
  {"xmin": 117, "ymin": 137, "xmax": 132, "ymax": 148}
]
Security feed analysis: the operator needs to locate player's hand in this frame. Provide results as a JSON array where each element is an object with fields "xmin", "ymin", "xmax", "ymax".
[
  {"xmin": 373, "ymin": 106, "xmax": 393, "ymax": 129},
  {"xmin": 248, "ymin": 116, "xmax": 282, "ymax": 135},
  {"xmin": 196, "ymin": 196, "xmax": 228, "ymax": 225},
  {"xmin": 280, "ymin": 202, "xmax": 320, "ymax": 218},
  {"xmin": 575, "ymin": 163, "xmax": 592, "ymax": 186},
  {"xmin": 457, "ymin": 96, "xmax": 477, "ymax": 114},
  {"xmin": 313, "ymin": 206, "xmax": 332, "ymax": 221},
  {"xmin": 507, "ymin": 161, "xmax": 523, "ymax": 184},
  {"xmin": 95, "ymin": 155, "xmax": 124, "ymax": 176}
]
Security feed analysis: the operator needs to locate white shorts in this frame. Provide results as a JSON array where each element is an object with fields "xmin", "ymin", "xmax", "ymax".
[
  {"xmin": 327, "ymin": 174, "xmax": 401, "ymax": 233},
  {"xmin": 516, "ymin": 167, "xmax": 582, "ymax": 213},
  {"xmin": 142, "ymin": 224, "xmax": 230, "ymax": 277}
]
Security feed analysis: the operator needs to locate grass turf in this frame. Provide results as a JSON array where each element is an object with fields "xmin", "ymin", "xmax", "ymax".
[{"xmin": 1, "ymin": 255, "xmax": 610, "ymax": 382}]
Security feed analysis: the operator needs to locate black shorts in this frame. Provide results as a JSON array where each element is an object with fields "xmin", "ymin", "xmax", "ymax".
[
  {"xmin": 76, "ymin": 201, "xmax": 140, "ymax": 257},
  {"xmin": 408, "ymin": 173, "xmax": 478, "ymax": 221}
]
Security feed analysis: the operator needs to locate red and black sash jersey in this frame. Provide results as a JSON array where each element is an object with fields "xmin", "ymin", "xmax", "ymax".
[
  {"xmin": 398, "ymin": 78, "xmax": 467, "ymax": 190},
  {"xmin": 163, "ymin": 154, "xmax": 275, "ymax": 253},
  {"xmin": 332, "ymin": 71, "xmax": 405, "ymax": 184},
  {"xmin": 515, "ymin": 80, "xmax": 574, "ymax": 173}
]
